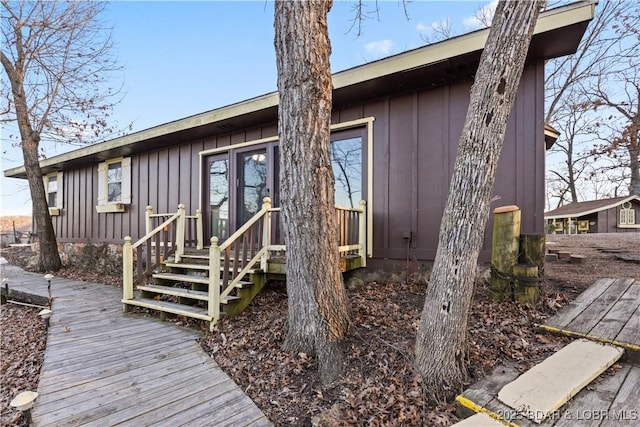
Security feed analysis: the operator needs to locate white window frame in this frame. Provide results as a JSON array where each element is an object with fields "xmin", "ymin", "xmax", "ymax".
[
  {"xmin": 96, "ymin": 157, "xmax": 131, "ymax": 213},
  {"xmin": 43, "ymin": 171, "xmax": 63, "ymax": 216},
  {"xmin": 619, "ymin": 205, "xmax": 636, "ymax": 226}
]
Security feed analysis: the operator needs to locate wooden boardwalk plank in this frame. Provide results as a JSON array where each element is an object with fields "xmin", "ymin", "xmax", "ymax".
[
  {"xmin": 43, "ymin": 321, "xmax": 187, "ymax": 353},
  {"xmin": 545, "ymin": 278, "xmax": 615, "ymax": 329},
  {"xmin": 5, "ymin": 264, "xmax": 271, "ymax": 427},
  {"xmin": 551, "ymin": 364, "xmax": 631, "ymax": 427},
  {"xmin": 41, "ymin": 334, "xmax": 189, "ymax": 375},
  {"xmin": 455, "ymin": 364, "xmax": 521, "ymax": 418},
  {"xmin": 9, "ymin": 269, "xmax": 273, "ymax": 427},
  {"xmin": 589, "ymin": 282, "xmax": 640, "ymax": 342},
  {"xmin": 565, "ymin": 279, "xmax": 635, "ymax": 336},
  {"xmin": 34, "ymin": 351, "xmax": 207, "ymax": 409},
  {"xmin": 601, "ymin": 365, "xmax": 640, "ymax": 427},
  {"xmin": 116, "ymin": 380, "xmax": 242, "ymax": 426},
  {"xmin": 44, "ymin": 318, "xmax": 186, "ymax": 346},
  {"xmin": 208, "ymin": 397, "xmax": 274, "ymax": 427},
  {"xmin": 38, "ymin": 365, "xmax": 218, "ymax": 426},
  {"xmin": 79, "ymin": 376, "xmax": 234, "ymax": 426},
  {"xmin": 38, "ymin": 340, "xmax": 197, "ymax": 388},
  {"xmin": 615, "ymin": 304, "xmax": 640, "ymax": 347}
]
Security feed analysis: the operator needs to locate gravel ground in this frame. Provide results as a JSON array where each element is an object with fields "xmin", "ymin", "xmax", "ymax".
[{"xmin": 1, "ymin": 232, "xmax": 638, "ymax": 426}]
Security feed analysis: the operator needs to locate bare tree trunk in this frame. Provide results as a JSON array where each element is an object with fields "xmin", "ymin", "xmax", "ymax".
[
  {"xmin": 1, "ymin": 53, "xmax": 61, "ymax": 272},
  {"xmin": 415, "ymin": 0, "xmax": 542, "ymax": 404},
  {"xmin": 274, "ymin": 0, "xmax": 350, "ymax": 385},
  {"xmin": 22, "ymin": 135, "xmax": 62, "ymax": 272},
  {"xmin": 629, "ymin": 113, "xmax": 640, "ymax": 195}
]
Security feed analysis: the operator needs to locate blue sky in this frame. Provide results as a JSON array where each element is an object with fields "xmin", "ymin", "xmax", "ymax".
[{"xmin": 1, "ymin": 0, "xmax": 494, "ymax": 215}]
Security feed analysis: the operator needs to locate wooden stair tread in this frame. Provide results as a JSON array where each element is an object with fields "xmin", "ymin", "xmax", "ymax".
[
  {"xmin": 137, "ymin": 285, "xmax": 208, "ymax": 301},
  {"xmin": 137, "ymin": 285, "xmax": 241, "ymax": 303},
  {"xmin": 164, "ymin": 262, "xmax": 211, "ymax": 270},
  {"xmin": 122, "ymin": 298, "xmax": 211, "ymax": 321},
  {"xmin": 153, "ymin": 272, "xmax": 210, "ymax": 284}
]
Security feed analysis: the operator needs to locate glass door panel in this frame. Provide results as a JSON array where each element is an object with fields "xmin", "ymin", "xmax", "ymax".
[
  {"xmin": 209, "ymin": 157, "xmax": 229, "ymax": 240},
  {"xmin": 238, "ymin": 149, "xmax": 268, "ymax": 225},
  {"xmin": 331, "ymin": 136, "xmax": 363, "ymax": 208}
]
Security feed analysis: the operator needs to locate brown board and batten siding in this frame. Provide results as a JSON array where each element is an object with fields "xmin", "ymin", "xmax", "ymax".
[
  {"xmin": 333, "ymin": 63, "xmax": 545, "ymax": 261},
  {"xmin": 49, "ymin": 63, "xmax": 544, "ymax": 262},
  {"xmin": 599, "ymin": 201, "xmax": 640, "ymax": 233}
]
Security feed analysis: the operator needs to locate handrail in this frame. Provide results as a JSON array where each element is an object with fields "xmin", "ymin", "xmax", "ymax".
[
  {"xmin": 218, "ymin": 204, "xmax": 271, "ymax": 252},
  {"xmin": 208, "ymin": 197, "xmax": 274, "ymax": 330},
  {"xmin": 124, "ymin": 197, "xmax": 365, "ymax": 329},
  {"xmin": 132, "ymin": 212, "xmax": 180, "ymax": 250},
  {"xmin": 123, "ymin": 203, "xmax": 204, "ymax": 306}
]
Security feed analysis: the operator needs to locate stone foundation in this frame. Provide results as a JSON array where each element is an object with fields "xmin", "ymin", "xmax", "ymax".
[{"xmin": 57, "ymin": 242, "xmax": 123, "ymax": 276}]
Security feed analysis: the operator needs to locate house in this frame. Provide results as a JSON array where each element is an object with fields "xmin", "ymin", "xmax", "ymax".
[
  {"xmin": 544, "ymin": 195, "xmax": 640, "ymax": 234},
  {"xmin": 4, "ymin": 2, "xmax": 595, "ymax": 327}
]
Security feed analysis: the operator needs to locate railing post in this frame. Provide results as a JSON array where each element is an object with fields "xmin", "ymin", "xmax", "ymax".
[
  {"xmin": 209, "ymin": 236, "xmax": 221, "ymax": 331},
  {"xmin": 359, "ymin": 200, "xmax": 367, "ymax": 267},
  {"xmin": 145, "ymin": 206, "xmax": 153, "ymax": 235},
  {"xmin": 196, "ymin": 208, "xmax": 203, "ymax": 250},
  {"xmin": 261, "ymin": 197, "xmax": 272, "ymax": 272},
  {"xmin": 175, "ymin": 204, "xmax": 186, "ymax": 263},
  {"xmin": 123, "ymin": 236, "xmax": 134, "ymax": 305}
]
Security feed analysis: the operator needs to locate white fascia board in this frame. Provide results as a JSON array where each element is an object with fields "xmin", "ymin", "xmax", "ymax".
[{"xmin": 544, "ymin": 195, "xmax": 640, "ymax": 219}]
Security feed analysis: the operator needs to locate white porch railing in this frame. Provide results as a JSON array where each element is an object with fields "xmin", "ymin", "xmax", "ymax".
[
  {"xmin": 123, "ymin": 198, "xmax": 367, "ymax": 326},
  {"xmin": 123, "ymin": 204, "xmax": 203, "ymax": 301}
]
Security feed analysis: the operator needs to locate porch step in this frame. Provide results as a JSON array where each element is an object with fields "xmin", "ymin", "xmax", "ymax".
[
  {"xmin": 153, "ymin": 272, "xmax": 210, "ymax": 285},
  {"xmin": 497, "ymin": 339, "xmax": 624, "ymax": 423},
  {"xmin": 138, "ymin": 284, "xmax": 208, "ymax": 301},
  {"xmin": 123, "ymin": 298, "xmax": 211, "ymax": 321},
  {"xmin": 139, "ymin": 283, "xmax": 251, "ymax": 300},
  {"xmin": 164, "ymin": 262, "xmax": 211, "ymax": 271}
]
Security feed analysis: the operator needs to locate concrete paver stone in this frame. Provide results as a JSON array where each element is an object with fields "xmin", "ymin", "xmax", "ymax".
[{"xmin": 497, "ymin": 338, "xmax": 624, "ymax": 423}]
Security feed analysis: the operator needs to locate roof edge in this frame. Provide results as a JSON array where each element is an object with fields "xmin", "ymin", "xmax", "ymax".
[
  {"xmin": 544, "ymin": 195, "xmax": 640, "ymax": 219},
  {"xmin": 5, "ymin": 0, "xmax": 597, "ymax": 179}
]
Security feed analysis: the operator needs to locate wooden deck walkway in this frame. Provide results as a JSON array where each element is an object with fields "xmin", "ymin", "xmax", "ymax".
[
  {"xmin": 456, "ymin": 278, "xmax": 640, "ymax": 426},
  {"xmin": 1, "ymin": 263, "xmax": 272, "ymax": 426},
  {"xmin": 541, "ymin": 277, "xmax": 639, "ymax": 356}
]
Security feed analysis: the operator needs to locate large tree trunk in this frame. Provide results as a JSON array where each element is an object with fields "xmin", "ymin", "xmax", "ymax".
[
  {"xmin": 274, "ymin": 0, "xmax": 350, "ymax": 385},
  {"xmin": 22, "ymin": 134, "xmax": 62, "ymax": 272},
  {"xmin": 2, "ymin": 53, "xmax": 62, "ymax": 272},
  {"xmin": 415, "ymin": 0, "xmax": 542, "ymax": 404}
]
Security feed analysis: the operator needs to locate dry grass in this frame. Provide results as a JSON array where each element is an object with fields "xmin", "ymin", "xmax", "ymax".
[{"xmin": 0, "ymin": 216, "xmax": 31, "ymax": 233}]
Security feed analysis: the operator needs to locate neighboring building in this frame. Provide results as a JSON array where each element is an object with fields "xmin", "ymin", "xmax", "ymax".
[
  {"xmin": 4, "ymin": 2, "xmax": 595, "ymax": 268},
  {"xmin": 544, "ymin": 195, "xmax": 640, "ymax": 234}
]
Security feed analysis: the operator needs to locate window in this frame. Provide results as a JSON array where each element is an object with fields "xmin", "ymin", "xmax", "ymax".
[
  {"xmin": 331, "ymin": 137, "xmax": 362, "ymax": 208},
  {"xmin": 620, "ymin": 202, "xmax": 636, "ymax": 225},
  {"xmin": 43, "ymin": 172, "xmax": 63, "ymax": 215},
  {"xmin": 48, "ymin": 175, "xmax": 58, "ymax": 207},
  {"xmin": 96, "ymin": 157, "xmax": 131, "ymax": 213},
  {"xmin": 108, "ymin": 162, "xmax": 122, "ymax": 202}
]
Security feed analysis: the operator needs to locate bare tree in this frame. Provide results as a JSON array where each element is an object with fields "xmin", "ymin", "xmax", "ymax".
[
  {"xmin": 545, "ymin": 1, "xmax": 639, "ymax": 205},
  {"xmin": 547, "ymin": 98, "xmax": 597, "ymax": 204},
  {"xmin": 1, "ymin": 1, "xmax": 122, "ymax": 271},
  {"xmin": 274, "ymin": 0, "xmax": 350, "ymax": 385},
  {"xmin": 588, "ymin": 70, "xmax": 639, "ymax": 195},
  {"xmin": 414, "ymin": 0, "xmax": 543, "ymax": 403},
  {"xmin": 418, "ymin": 17, "xmax": 453, "ymax": 44}
]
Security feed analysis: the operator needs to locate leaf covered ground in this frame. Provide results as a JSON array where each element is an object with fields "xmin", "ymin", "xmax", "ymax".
[
  {"xmin": 0, "ymin": 304, "xmax": 46, "ymax": 426},
  {"xmin": 199, "ymin": 276, "xmax": 572, "ymax": 426},
  {"xmin": 1, "ymin": 233, "xmax": 638, "ymax": 426}
]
